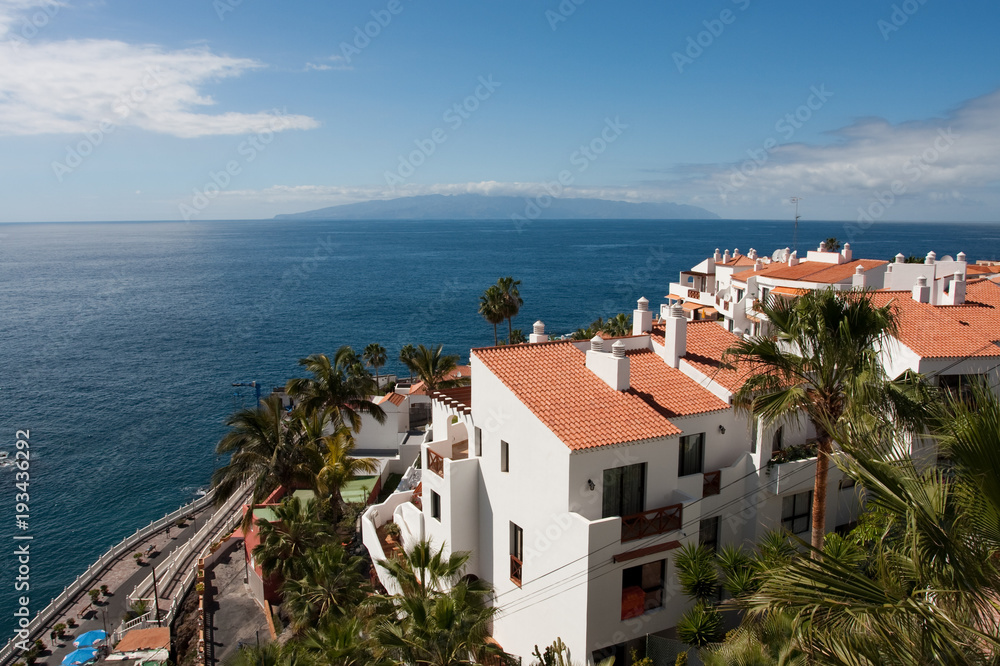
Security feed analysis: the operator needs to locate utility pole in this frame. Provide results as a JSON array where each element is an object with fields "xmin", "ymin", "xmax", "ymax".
[
  {"xmin": 151, "ymin": 565, "xmax": 161, "ymax": 622},
  {"xmin": 789, "ymin": 196, "xmax": 802, "ymax": 253}
]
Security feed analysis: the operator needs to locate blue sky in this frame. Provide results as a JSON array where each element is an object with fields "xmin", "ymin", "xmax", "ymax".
[{"xmin": 0, "ymin": 0, "xmax": 998, "ymax": 222}]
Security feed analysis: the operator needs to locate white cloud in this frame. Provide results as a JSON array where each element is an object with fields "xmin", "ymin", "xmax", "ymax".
[
  {"xmin": 0, "ymin": 0, "xmax": 319, "ymax": 137},
  {"xmin": 304, "ymin": 55, "xmax": 351, "ymax": 72},
  {"xmin": 642, "ymin": 89, "xmax": 1000, "ymax": 219}
]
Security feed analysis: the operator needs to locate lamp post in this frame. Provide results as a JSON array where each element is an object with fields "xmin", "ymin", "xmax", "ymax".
[{"xmin": 231, "ymin": 381, "xmax": 261, "ymax": 407}]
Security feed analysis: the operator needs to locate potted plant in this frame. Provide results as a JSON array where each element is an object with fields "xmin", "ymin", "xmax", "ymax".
[
  {"xmin": 384, "ymin": 521, "xmax": 401, "ymax": 545},
  {"xmin": 100, "ymin": 584, "xmax": 109, "ymax": 596},
  {"xmin": 88, "ymin": 589, "xmax": 100, "ymax": 604},
  {"xmin": 195, "ymin": 582, "xmax": 205, "ymax": 594},
  {"xmin": 66, "ymin": 618, "xmax": 77, "ymax": 629},
  {"xmin": 53, "ymin": 623, "xmax": 66, "ymax": 638},
  {"xmin": 134, "ymin": 552, "xmax": 144, "ymax": 565}
]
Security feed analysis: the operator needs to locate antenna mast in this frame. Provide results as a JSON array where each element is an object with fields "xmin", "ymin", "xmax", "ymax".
[{"xmin": 789, "ymin": 197, "xmax": 802, "ymax": 253}]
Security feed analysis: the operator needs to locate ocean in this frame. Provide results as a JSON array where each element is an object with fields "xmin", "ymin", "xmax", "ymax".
[{"xmin": 1, "ymin": 217, "xmax": 999, "ymax": 635}]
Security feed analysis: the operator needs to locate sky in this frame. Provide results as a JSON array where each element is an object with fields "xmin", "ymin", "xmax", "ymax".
[{"xmin": 0, "ymin": 0, "xmax": 998, "ymax": 223}]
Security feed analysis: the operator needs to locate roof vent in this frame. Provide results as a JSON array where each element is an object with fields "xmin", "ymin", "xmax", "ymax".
[
  {"xmin": 895, "ymin": 253, "xmax": 905, "ymax": 264},
  {"xmin": 912, "ymin": 275, "xmax": 930, "ymax": 303},
  {"xmin": 957, "ymin": 251, "xmax": 967, "ymax": 262},
  {"xmin": 819, "ymin": 240, "xmax": 827, "ymax": 252},
  {"xmin": 612, "ymin": 340, "xmax": 626, "ymax": 359},
  {"xmin": 633, "ymin": 297, "xmax": 652, "ymax": 335},
  {"xmin": 669, "ymin": 303, "xmax": 684, "ymax": 319},
  {"xmin": 926, "ymin": 251, "xmax": 936, "ymax": 265},
  {"xmin": 529, "ymin": 320, "xmax": 549, "ymax": 344},
  {"xmin": 637, "ymin": 297, "xmax": 649, "ymax": 312},
  {"xmin": 590, "ymin": 335, "xmax": 604, "ymax": 352}
]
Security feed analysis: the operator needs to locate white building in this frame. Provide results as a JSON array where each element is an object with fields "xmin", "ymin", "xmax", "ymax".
[{"xmin": 362, "ymin": 243, "xmax": 1000, "ymax": 663}]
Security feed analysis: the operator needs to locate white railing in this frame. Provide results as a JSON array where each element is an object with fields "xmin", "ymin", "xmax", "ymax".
[{"xmin": 0, "ymin": 491, "xmax": 216, "ymax": 666}]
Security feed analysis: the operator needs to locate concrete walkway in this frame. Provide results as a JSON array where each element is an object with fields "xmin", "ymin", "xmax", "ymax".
[
  {"xmin": 31, "ymin": 505, "xmax": 214, "ymax": 666},
  {"xmin": 203, "ymin": 539, "xmax": 270, "ymax": 666}
]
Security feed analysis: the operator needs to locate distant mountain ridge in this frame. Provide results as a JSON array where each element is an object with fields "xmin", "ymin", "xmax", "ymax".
[{"xmin": 274, "ymin": 194, "xmax": 718, "ymax": 220}]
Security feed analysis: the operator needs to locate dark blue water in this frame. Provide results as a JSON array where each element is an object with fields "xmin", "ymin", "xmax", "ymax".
[{"xmin": 1, "ymin": 217, "xmax": 999, "ymax": 635}]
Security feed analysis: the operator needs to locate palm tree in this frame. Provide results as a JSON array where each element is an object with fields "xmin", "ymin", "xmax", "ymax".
[
  {"xmin": 496, "ymin": 276, "xmax": 523, "ymax": 342},
  {"xmin": 570, "ymin": 317, "xmax": 604, "ymax": 341},
  {"xmin": 725, "ymin": 289, "xmax": 906, "ymax": 551},
  {"xmin": 212, "ymin": 394, "xmax": 322, "ymax": 508},
  {"xmin": 508, "ymin": 329, "xmax": 527, "ymax": 345},
  {"xmin": 409, "ymin": 344, "xmax": 469, "ymax": 391},
  {"xmin": 293, "ymin": 618, "xmax": 389, "ymax": 666},
  {"xmin": 314, "ymin": 425, "xmax": 378, "ymax": 522},
  {"xmin": 223, "ymin": 642, "xmax": 294, "ymax": 666},
  {"xmin": 377, "ymin": 540, "xmax": 470, "ymax": 599},
  {"xmin": 281, "ymin": 545, "xmax": 369, "ymax": 631},
  {"xmin": 399, "ymin": 344, "xmax": 417, "ymax": 382},
  {"xmin": 602, "ymin": 313, "xmax": 631, "ymax": 337},
  {"xmin": 822, "ymin": 237, "xmax": 841, "ymax": 252},
  {"xmin": 286, "ymin": 348, "xmax": 385, "ymax": 433},
  {"xmin": 729, "ymin": 387, "xmax": 1000, "ymax": 664},
  {"xmin": 253, "ymin": 496, "xmax": 335, "ymax": 581},
  {"xmin": 362, "ymin": 343, "xmax": 387, "ymax": 389},
  {"xmin": 479, "ymin": 285, "xmax": 506, "ymax": 346}
]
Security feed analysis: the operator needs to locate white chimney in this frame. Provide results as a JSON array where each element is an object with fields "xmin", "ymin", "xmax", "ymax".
[
  {"xmin": 926, "ymin": 251, "xmax": 936, "ymax": 265},
  {"xmin": 586, "ymin": 338, "xmax": 630, "ymax": 391},
  {"xmin": 895, "ymin": 253, "xmax": 905, "ymax": 264},
  {"xmin": 632, "ymin": 297, "xmax": 652, "ymax": 335},
  {"xmin": 957, "ymin": 251, "xmax": 967, "ymax": 263},
  {"xmin": 733, "ymin": 247, "xmax": 740, "ymax": 257},
  {"xmin": 529, "ymin": 320, "xmax": 549, "ymax": 343},
  {"xmin": 842, "ymin": 243, "xmax": 852, "ymax": 262},
  {"xmin": 912, "ymin": 276, "xmax": 930, "ymax": 303},
  {"xmin": 723, "ymin": 249, "xmax": 731, "ymax": 263},
  {"xmin": 713, "ymin": 248, "xmax": 722, "ymax": 262},
  {"xmin": 590, "ymin": 335, "xmax": 604, "ymax": 352},
  {"xmin": 660, "ymin": 303, "xmax": 687, "ymax": 368},
  {"xmin": 945, "ymin": 271, "xmax": 967, "ymax": 305},
  {"xmin": 748, "ymin": 248, "xmax": 757, "ymax": 260},
  {"xmin": 753, "ymin": 259, "xmax": 763, "ymax": 271},
  {"xmin": 852, "ymin": 264, "xmax": 866, "ymax": 290},
  {"xmin": 784, "ymin": 247, "xmax": 792, "ymax": 262},
  {"xmin": 787, "ymin": 250, "xmax": 799, "ymax": 267},
  {"xmin": 819, "ymin": 240, "xmax": 827, "ymax": 252}
]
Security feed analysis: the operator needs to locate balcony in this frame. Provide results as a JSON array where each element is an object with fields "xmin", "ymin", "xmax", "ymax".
[
  {"xmin": 621, "ymin": 503, "xmax": 682, "ymax": 542},
  {"xmin": 425, "ymin": 439, "xmax": 468, "ymax": 478},
  {"xmin": 702, "ymin": 470, "xmax": 721, "ymax": 496},
  {"xmin": 510, "ymin": 554, "xmax": 522, "ymax": 587}
]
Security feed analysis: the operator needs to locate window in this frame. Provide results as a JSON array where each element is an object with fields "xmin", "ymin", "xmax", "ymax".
[
  {"xmin": 782, "ymin": 491, "xmax": 813, "ymax": 534},
  {"xmin": 699, "ymin": 516, "xmax": 720, "ymax": 553},
  {"xmin": 939, "ymin": 374, "xmax": 986, "ymax": 403},
  {"xmin": 602, "ymin": 463, "xmax": 646, "ymax": 519},
  {"xmin": 750, "ymin": 417, "xmax": 758, "ymax": 454},
  {"xmin": 430, "ymin": 491, "xmax": 441, "ymax": 520},
  {"xmin": 771, "ymin": 426, "xmax": 784, "ymax": 454},
  {"xmin": 736, "ymin": 288, "xmax": 745, "ymax": 302},
  {"xmin": 510, "ymin": 522, "xmax": 523, "ymax": 586},
  {"xmin": 500, "ymin": 440, "xmax": 509, "ymax": 472},
  {"xmin": 678, "ymin": 433, "xmax": 705, "ymax": 477},
  {"xmin": 727, "ymin": 317, "xmax": 735, "ymax": 333},
  {"xmin": 760, "ymin": 286, "xmax": 770, "ymax": 305},
  {"xmin": 622, "ymin": 559, "xmax": 665, "ymax": 619},
  {"xmin": 474, "ymin": 427, "xmax": 482, "ymax": 457}
]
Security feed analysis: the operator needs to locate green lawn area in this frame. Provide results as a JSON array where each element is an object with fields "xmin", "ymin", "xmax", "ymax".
[
  {"xmin": 377, "ymin": 473, "xmax": 403, "ymax": 503},
  {"xmin": 341, "ymin": 476, "xmax": 378, "ymax": 504}
]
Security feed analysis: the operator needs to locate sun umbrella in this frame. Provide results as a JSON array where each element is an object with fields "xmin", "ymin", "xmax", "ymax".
[
  {"xmin": 61, "ymin": 647, "xmax": 98, "ymax": 665},
  {"xmin": 73, "ymin": 630, "xmax": 107, "ymax": 647}
]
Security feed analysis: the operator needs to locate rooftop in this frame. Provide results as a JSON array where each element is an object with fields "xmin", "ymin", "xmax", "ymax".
[
  {"xmin": 733, "ymin": 258, "xmax": 887, "ymax": 284},
  {"xmin": 474, "ymin": 341, "xmax": 690, "ymax": 450},
  {"xmin": 870, "ymin": 279, "xmax": 1000, "ymax": 359}
]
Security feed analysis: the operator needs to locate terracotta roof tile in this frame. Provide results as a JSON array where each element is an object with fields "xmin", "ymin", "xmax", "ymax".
[
  {"xmin": 680, "ymin": 321, "xmax": 752, "ymax": 392},
  {"xmin": 384, "ymin": 392, "xmax": 406, "ymax": 406},
  {"xmin": 473, "ymin": 341, "xmax": 684, "ymax": 450},
  {"xmin": 722, "ymin": 253, "xmax": 757, "ymax": 267},
  {"xmin": 733, "ymin": 259, "xmax": 887, "ymax": 284},
  {"xmin": 869, "ymin": 281, "xmax": 1000, "ymax": 359},
  {"xmin": 772, "ymin": 286, "xmax": 810, "ymax": 296},
  {"xmin": 625, "ymin": 349, "xmax": 730, "ymax": 417}
]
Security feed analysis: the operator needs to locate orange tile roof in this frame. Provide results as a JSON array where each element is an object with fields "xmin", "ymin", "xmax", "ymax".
[
  {"xmin": 680, "ymin": 321, "xmax": 753, "ymax": 392},
  {"xmin": 733, "ymin": 259, "xmax": 887, "ymax": 284},
  {"xmin": 473, "ymin": 341, "xmax": 686, "ymax": 450},
  {"xmin": 625, "ymin": 349, "xmax": 729, "ymax": 418},
  {"xmin": 772, "ymin": 286, "xmax": 810, "ymax": 296},
  {"xmin": 384, "ymin": 392, "xmax": 405, "ymax": 406},
  {"xmin": 722, "ymin": 253, "xmax": 757, "ymax": 267},
  {"xmin": 868, "ymin": 281, "xmax": 1000, "ymax": 359},
  {"xmin": 968, "ymin": 264, "xmax": 1000, "ymax": 275},
  {"xmin": 408, "ymin": 365, "xmax": 471, "ymax": 395}
]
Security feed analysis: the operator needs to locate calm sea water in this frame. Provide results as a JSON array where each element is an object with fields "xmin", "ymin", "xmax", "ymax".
[{"xmin": 1, "ymin": 217, "xmax": 999, "ymax": 634}]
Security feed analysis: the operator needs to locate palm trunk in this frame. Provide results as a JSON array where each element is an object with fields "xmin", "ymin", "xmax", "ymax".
[
  {"xmin": 507, "ymin": 317, "xmax": 513, "ymax": 342},
  {"xmin": 811, "ymin": 434, "xmax": 833, "ymax": 555},
  {"xmin": 493, "ymin": 323, "xmax": 498, "ymax": 347}
]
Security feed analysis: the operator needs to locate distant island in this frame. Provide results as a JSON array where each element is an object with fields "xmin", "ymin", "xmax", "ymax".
[{"xmin": 274, "ymin": 193, "xmax": 718, "ymax": 221}]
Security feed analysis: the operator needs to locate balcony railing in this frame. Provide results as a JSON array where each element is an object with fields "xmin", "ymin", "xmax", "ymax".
[
  {"xmin": 427, "ymin": 449, "xmax": 445, "ymax": 477},
  {"xmin": 621, "ymin": 503, "xmax": 682, "ymax": 542},
  {"xmin": 510, "ymin": 554, "xmax": 522, "ymax": 587},
  {"xmin": 703, "ymin": 470, "xmax": 721, "ymax": 496}
]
